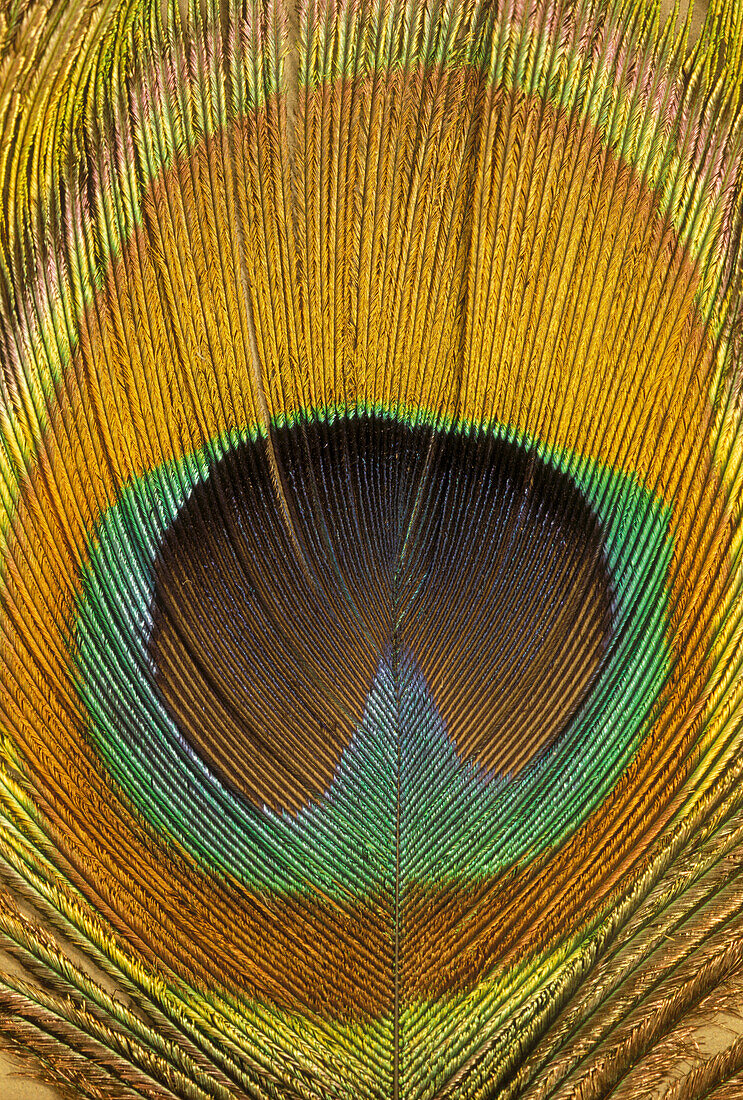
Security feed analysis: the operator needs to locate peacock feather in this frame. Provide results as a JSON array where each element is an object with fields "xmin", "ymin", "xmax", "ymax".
[{"xmin": 0, "ymin": 0, "xmax": 742, "ymax": 1095}]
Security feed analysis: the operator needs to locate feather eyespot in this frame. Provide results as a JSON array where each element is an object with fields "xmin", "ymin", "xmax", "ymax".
[{"xmin": 1, "ymin": 0, "xmax": 741, "ymax": 1090}]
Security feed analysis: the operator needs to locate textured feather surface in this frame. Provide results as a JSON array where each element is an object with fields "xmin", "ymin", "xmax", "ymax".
[{"xmin": 0, "ymin": 0, "xmax": 742, "ymax": 1096}]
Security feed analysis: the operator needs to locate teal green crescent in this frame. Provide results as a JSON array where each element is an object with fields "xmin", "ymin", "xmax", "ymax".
[{"xmin": 73, "ymin": 412, "xmax": 672, "ymax": 895}]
